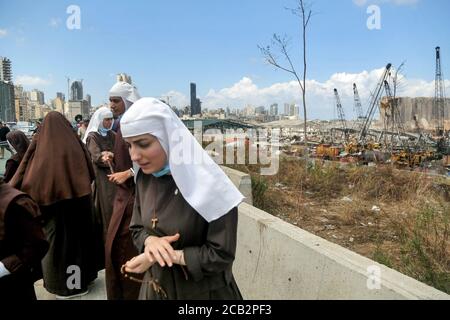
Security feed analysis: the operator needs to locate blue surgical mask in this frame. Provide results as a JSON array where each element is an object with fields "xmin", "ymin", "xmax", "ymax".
[
  {"xmin": 152, "ymin": 163, "xmax": 171, "ymax": 178},
  {"xmin": 98, "ymin": 127, "xmax": 109, "ymax": 136}
]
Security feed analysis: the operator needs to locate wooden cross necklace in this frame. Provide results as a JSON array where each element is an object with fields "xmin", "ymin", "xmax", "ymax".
[
  {"xmin": 151, "ymin": 176, "xmax": 179, "ymax": 229},
  {"xmin": 151, "ymin": 180, "xmax": 159, "ymax": 229}
]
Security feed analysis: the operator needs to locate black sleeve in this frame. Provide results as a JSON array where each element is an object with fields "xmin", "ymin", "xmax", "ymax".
[
  {"xmin": 183, "ymin": 207, "xmax": 238, "ymax": 282},
  {"xmin": 129, "ymin": 174, "xmax": 150, "ymax": 253},
  {"xmin": 4, "ymin": 159, "xmax": 19, "ymax": 183},
  {"xmin": 1, "ymin": 203, "xmax": 49, "ymax": 275}
]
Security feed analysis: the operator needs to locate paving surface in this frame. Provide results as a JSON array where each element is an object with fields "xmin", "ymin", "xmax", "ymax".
[{"xmin": 35, "ymin": 269, "xmax": 107, "ymax": 300}]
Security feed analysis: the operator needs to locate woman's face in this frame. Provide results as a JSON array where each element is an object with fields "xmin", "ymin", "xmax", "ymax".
[
  {"xmin": 125, "ymin": 134, "xmax": 167, "ymax": 174},
  {"xmin": 102, "ymin": 118, "xmax": 113, "ymax": 129}
]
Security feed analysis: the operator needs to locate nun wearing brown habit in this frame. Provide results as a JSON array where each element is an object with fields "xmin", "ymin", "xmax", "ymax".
[
  {"xmin": 9, "ymin": 111, "xmax": 99, "ymax": 299},
  {"xmin": 0, "ymin": 177, "xmax": 49, "ymax": 300},
  {"xmin": 83, "ymin": 107, "xmax": 117, "ymax": 239},
  {"xmin": 3, "ymin": 130, "xmax": 30, "ymax": 182},
  {"xmin": 104, "ymin": 81, "xmax": 142, "ymax": 300},
  {"xmin": 122, "ymin": 98, "xmax": 244, "ymax": 300}
]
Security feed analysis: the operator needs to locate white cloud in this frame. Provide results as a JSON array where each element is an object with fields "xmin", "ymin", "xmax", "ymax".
[
  {"xmin": 15, "ymin": 75, "xmax": 51, "ymax": 87},
  {"xmin": 160, "ymin": 90, "xmax": 189, "ymax": 108},
  {"xmin": 353, "ymin": 0, "xmax": 419, "ymax": 6},
  {"xmin": 164, "ymin": 68, "xmax": 448, "ymax": 120},
  {"xmin": 49, "ymin": 18, "xmax": 62, "ymax": 28},
  {"xmin": 0, "ymin": 29, "xmax": 7, "ymax": 38}
]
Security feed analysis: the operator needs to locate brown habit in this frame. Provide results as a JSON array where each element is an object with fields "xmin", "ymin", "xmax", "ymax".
[
  {"xmin": 9, "ymin": 111, "xmax": 99, "ymax": 296},
  {"xmin": 3, "ymin": 130, "xmax": 30, "ymax": 183},
  {"xmin": 130, "ymin": 172, "xmax": 242, "ymax": 300},
  {"xmin": 104, "ymin": 123, "xmax": 141, "ymax": 300},
  {"xmin": 86, "ymin": 131, "xmax": 117, "ymax": 238},
  {"xmin": 0, "ymin": 179, "xmax": 49, "ymax": 300},
  {"xmin": 9, "ymin": 112, "xmax": 95, "ymax": 205}
]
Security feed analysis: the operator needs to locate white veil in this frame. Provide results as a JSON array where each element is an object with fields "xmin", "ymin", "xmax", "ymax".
[
  {"xmin": 120, "ymin": 97, "xmax": 244, "ymax": 222},
  {"xmin": 82, "ymin": 107, "xmax": 114, "ymax": 144}
]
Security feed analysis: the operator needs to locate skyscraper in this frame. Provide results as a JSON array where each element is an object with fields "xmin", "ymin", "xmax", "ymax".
[
  {"xmin": 270, "ymin": 103, "xmax": 278, "ymax": 116},
  {"xmin": 14, "ymin": 85, "xmax": 27, "ymax": 121},
  {"xmin": 284, "ymin": 103, "xmax": 290, "ymax": 116},
  {"xmin": 0, "ymin": 57, "xmax": 12, "ymax": 82},
  {"xmin": 190, "ymin": 82, "xmax": 202, "ymax": 116},
  {"xmin": 85, "ymin": 94, "xmax": 91, "ymax": 108},
  {"xmin": 30, "ymin": 89, "xmax": 45, "ymax": 105},
  {"xmin": 71, "ymin": 80, "xmax": 83, "ymax": 101},
  {"xmin": 56, "ymin": 92, "xmax": 65, "ymax": 101},
  {"xmin": 0, "ymin": 80, "xmax": 15, "ymax": 122}
]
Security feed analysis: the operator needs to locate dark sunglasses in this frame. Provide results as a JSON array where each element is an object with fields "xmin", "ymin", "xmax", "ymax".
[{"xmin": 109, "ymin": 98, "xmax": 122, "ymax": 103}]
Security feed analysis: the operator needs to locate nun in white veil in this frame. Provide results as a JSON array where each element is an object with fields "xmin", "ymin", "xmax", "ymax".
[
  {"xmin": 104, "ymin": 81, "xmax": 142, "ymax": 300},
  {"xmin": 109, "ymin": 81, "xmax": 141, "ymax": 131},
  {"xmin": 121, "ymin": 97, "xmax": 244, "ymax": 300},
  {"xmin": 84, "ymin": 107, "xmax": 116, "ymax": 239}
]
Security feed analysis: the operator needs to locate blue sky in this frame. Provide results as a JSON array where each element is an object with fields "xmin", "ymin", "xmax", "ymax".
[{"xmin": 0, "ymin": 0, "xmax": 449, "ymax": 119}]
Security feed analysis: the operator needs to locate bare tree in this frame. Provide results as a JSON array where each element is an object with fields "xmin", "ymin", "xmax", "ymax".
[{"xmin": 259, "ymin": 0, "xmax": 312, "ymax": 145}]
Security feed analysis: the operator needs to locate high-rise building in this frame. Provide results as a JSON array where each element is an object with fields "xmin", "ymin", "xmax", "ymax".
[
  {"xmin": 284, "ymin": 103, "xmax": 290, "ymax": 116},
  {"xmin": 255, "ymin": 106, "xmax": 266, "ymax": 115},
  {"xmin": 30, "ymin": 89, "xmax": 45, "ymax": 105},
  {"xmin": 71, "ymin": 80, "xmax": 83, "ymax": 101},
  {"xmin": 14, "ymin": 85, "xmax": 28, "ymax": 121},
  {"xmin": 289, "ymin": 103, "xmax": 300, "ymax": 118},
  {"xmin": 294, "ymin": 104, "xmax": 300, "ymax": 118},
  {"xmin": 0, "ymin": 57, "xmax": 12, "ymax": 82},
  {"xmin": 270, "ymin": 103, "xmax": 278, "ymax": 116},
  {"xmin": 56, "ymin": 92, "xmax": 65, "ymax": 101},
  {"xmin": 85, "ymin": 94, "xmax": 91, "ymax": 108},
  {"xmin": 190, "ymin": 82, "xmax": 202, "ymax": 116},
  {"xmin": 0, "ymin": 80, "xmax": 15, "ymax": 122},
  {"xmin": 117, "ymin": 73, "xmax": 132, "ymax": 84},
  {"xmin": 67, "ymin": 100, "xmax": 90, "ymax": 121},
  {"xmin": 244, "ymin": 105, "xmax": 255, "ymax": 117}
]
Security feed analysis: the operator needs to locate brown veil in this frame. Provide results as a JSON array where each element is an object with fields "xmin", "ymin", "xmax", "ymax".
[
  {"xmin": 9, "ymin": 111, "xmax": 95, "ymax": 206},
  {"xmin": 6, "ymin": 130, "xmax": 30, "ymax": 163}
]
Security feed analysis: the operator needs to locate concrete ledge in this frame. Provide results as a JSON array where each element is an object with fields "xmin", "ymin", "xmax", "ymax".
[
  {"xmin": 221, "ymin": 166, "xmax": 253, "ymax": 205},
  {"xmin": 234, "ymin": 202, "xmax": 449, "ymax": 300}
]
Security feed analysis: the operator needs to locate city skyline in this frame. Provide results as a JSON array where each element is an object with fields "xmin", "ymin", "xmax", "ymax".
[{"xmin": 1, "ymin": 0, "xmax": 450, "ymax": 119}]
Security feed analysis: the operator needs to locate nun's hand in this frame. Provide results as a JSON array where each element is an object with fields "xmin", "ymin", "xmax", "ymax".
[
  {"xmin": 144, "ymin": 233, "xmax": 180, "ymax": 268},
  {"xmin": 108, "ymin": 170, "xmax": 131, "ymax": 184},
  {"xmin": 124, "ymin": 253, "xmax": 153, "ymax": 274}
]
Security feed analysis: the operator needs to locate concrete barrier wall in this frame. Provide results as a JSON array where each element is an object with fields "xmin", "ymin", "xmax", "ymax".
[
  {"xmin": 232, "ymin": 202, "xmax": 449, "ymax": 300},
  {"xmin": 221, "ymin": 166, "xmax": 253, "ymax": 205}
]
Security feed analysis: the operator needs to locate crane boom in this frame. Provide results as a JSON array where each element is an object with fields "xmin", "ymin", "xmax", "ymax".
[
  {"xmin": 353, "ymin": 83, "xmax": 364, "ymax": 120},
  {"xmin": 358, "ymin": 63, "xmax": 392, "ymax": 143}
]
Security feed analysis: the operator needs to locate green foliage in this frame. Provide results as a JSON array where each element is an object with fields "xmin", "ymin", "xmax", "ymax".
[{"xmin": 251, "ymin": 175, "xmax": 268, "ymax": 209}]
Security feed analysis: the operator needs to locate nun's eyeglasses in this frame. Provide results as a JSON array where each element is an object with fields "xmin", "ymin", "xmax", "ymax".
[{"xmin": 109, "ymin": 98, "xmax": 121, "ymax": 103}]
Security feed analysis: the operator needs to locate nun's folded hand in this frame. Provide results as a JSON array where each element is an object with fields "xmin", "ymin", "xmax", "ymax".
[
  {"xmin": 144, "ymin": 233, "xmax": 180, "ymax": 268},
  {"xmin": 101, "ymin": 152, "xmax": 114, "ymax": 163},
  {"xmin": 124, "ymin": 253, "xmax": 153, "ymax": 274},
  {"xmin": 108, "ymin": 170, "xmax": 131, "ymax": 184}
]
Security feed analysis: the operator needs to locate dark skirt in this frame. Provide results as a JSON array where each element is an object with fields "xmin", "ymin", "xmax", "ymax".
[
  {"xmin": 0, "ymin": 272, "xmax": 37, "ymax": 300},
  {"xmin": 138, "ymin": 267, "xmax": 243, "ymax": 300},
  {"xmin": 40, "ymin": 195, "xmax": 98, "ymax": 296}
]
